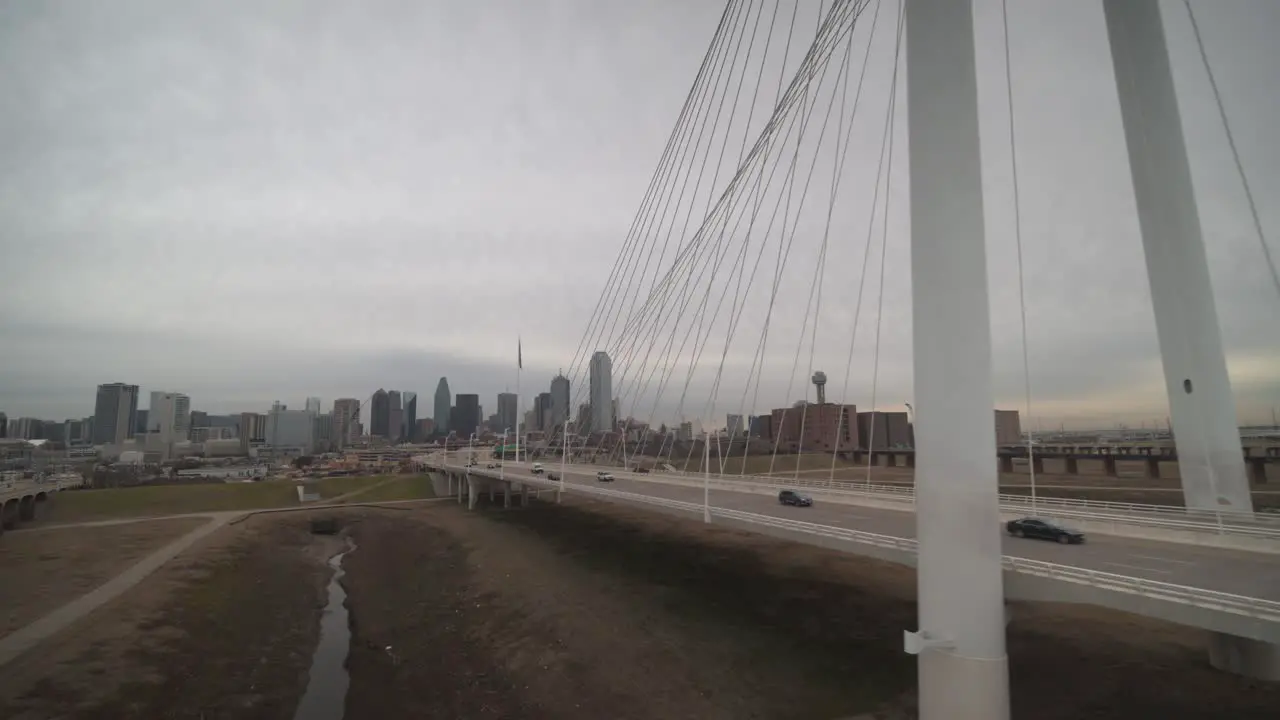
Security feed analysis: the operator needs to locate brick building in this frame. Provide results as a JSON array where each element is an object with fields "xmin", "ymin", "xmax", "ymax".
[{"xmin": 768, "ymin": 403, "xmax": 859, "ymax": 453}]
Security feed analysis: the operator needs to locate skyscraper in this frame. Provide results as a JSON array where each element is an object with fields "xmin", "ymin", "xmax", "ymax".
[
  {"xmin": 497, "ymin": 392, "xmax": 517, "ymax": 433},
  {"xmin": 434, "ymin": 378, "xmax": 451, "ymax": 436},
  {"xmin": 239, "ymin": 412, "xmax": 267, "ymax": 455},
  {"xmin": 589, "ymin": 351, "xmax": 612, "ymax": 433},
  {"xmin": 370, "ymin": 389, "xmax": 390, "ymax": 438},
  {"xmin": 305, "ymin": 397, "xmax": 322, "ymax": 413},
  {"xmin": 92, "ymin": 383, "xmax": 140, "ymax": 445},
  {"xmin": 535, "ymin": 392, "xmax": 552, "ymax": 431},
  {"xmin": 726, "ymin": 414, "xmax": 744, "ymax": 438},
  {"xmin": 332, "ymin": 398, "xmax": 361, "ymax": 448},
  {"xmin": 403, "ymin": 392, "xmax": 418, "ymax": 441},
  {"xmin": 550, "ymin": 374, "xmax": 570, "ymax": 431},
  {"xmin": 454, "ymin": 394, "xmax": 480, "ymax": 437},
  {"xmin": 148, "ymin": 391, "xmax": 192, "ymax": 446},
  {"xmin": 388, "ymin": 390, "xmax": 403, "ymax": 443}
]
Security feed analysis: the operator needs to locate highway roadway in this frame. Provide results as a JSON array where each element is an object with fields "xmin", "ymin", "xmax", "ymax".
[{"xmin": 448, "ymin": 457, "xmax": 1280, "ymax": 602}]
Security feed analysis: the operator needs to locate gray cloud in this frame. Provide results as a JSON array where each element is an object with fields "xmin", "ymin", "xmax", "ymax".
[{"xmin": 1, "ymin": 0, "xmax": 1277, "ymax": 430}]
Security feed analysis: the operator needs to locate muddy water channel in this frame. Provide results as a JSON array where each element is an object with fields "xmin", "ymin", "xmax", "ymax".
[{"xmin": 293, "ymin": 538, "xmax": 356, "ymax": 720}]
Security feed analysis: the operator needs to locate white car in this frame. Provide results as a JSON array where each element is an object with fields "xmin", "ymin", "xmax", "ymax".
[
  {"xmin": 532, "ymin": 463, "xmax": 545, "ymax": 475},
  {"xmin": 596, "ymin": 471, "xmax": 614, "ymax": 482}
]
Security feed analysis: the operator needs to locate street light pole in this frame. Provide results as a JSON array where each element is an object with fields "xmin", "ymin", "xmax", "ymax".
[
  {"xmin": 703, "ymin": 431, "xmax": 711, "ymax": 523},
  {"xmin": 500, "ymin": 429, "xmax": 507, "ymax": 482},
  {"xmin": 559, "ymin": 421, "xmax": 567, "ymax": 504}
]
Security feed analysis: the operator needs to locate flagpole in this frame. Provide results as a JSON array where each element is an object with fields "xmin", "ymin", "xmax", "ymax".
[{"xmin": 515, "ymin": 337, "xmax": 522, "ymax": 464}]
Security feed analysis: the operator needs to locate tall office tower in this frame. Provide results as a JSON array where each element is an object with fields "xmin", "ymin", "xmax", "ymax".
[
  {"xmin": 370, "ymin": 389, "xmax": 390, "ymax": 438},
  {"xmin": 434, "ymin": 378, "xmax": 451, "ymax": 435},
  {"xmin": 239, "ymin": 412, "xmax": 268, "ymax": 454},
  {"xmin": 402, "ymin": 392, "xmax": 417, "ymax": 441},
  {"xmin": 589, "ymin": 351, "xmax": 613, "ymax": 434},
  {"xmin": 305, "ymin": 397, "xmax": 322, "ymax": 413},
  {"xmin": 313, "ymin": 412, "xmax": 334, "ymax": 452},
  {"xmin": 0, "ymin": 411, "xmax": 6, "ymax": 438},
  {"xmin": 454, "ymin": 394, "xmax": 480, "ymax": 437},
  {"xmin": 497, "ymin": 392, "xmax": 518, "ymax": 433},
  {"xmin": 388, "ymin": 390, "xmax": 404, "ymax": 443},
  {"xmin": 726, "ymin": 414, "xmax": 744, "ymax": 438},
  {"xmin": 332, "ymin": 398, "xmax": 361, "ymax": 448},
  {"xmin": 550, "ymin": 374, "xmax": 570, "ymax": 431},
  {"xmin": 189, "ymin": 411, "xmax": 209, "ymax": 439},
  {"xmin": 535, "ymin": 392, "xmax": 552, "ymax": 431},
  {"xmin": 92, "ymin": 383, "xmax": 140, "ymax": 445},
  {"xmin": 148, "ymin": 391, "xmax": 192, "ymax": 447}
]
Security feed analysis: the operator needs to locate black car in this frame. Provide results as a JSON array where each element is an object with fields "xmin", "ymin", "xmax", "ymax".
[
  {"xmin": 778, "ymin": 490, "xmax": 813, "ymax": 507},
  {"xmin": 1006, "ymin": 517, "xmax": 1085, "ymax": 544}
]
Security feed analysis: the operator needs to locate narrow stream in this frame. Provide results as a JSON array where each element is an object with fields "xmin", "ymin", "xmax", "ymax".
[{"xmin": 293, "ymin": 537, "xmax": 356, "ymax": 720}]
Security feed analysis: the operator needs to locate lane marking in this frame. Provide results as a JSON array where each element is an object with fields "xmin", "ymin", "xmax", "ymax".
[
  {"xmin": 1129, "ymin": 553, "xmax": 1195, "ymax": 566},
  {"xmin": 1103, "ymin": 561, "xmax": 1173, "ymax": 575}
]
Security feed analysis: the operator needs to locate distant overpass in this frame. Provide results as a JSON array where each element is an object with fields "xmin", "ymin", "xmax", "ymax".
[{"xmin": 0, "ymin": 475, "xmax": 81, "ymax": 536}]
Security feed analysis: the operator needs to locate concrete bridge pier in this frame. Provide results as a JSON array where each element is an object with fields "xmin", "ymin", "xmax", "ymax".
[
  {"xmin": 1247, "ymin": 458, "xmax": 1268, "ymax": 484},
  {"xmin": 503, "ymin": 483, "xmax": 511, "ymax": 509},
  {"xmin": 520, "ymin": 484, "xmax": 529, "ymax": 507},
  {"xmin": 1064, "ymin": 457, "xmax": 1079, "ymax": 475},
  {"xmin": 1101, "ymin": 457, "xmax": 1118, "ymax": 477},
  {"xmin": 1208, "ymin": 634, "xmax": 1280, "ymax": 681},
  {"xmin": 2, "ymin": 500, "xmax": 19, "ymax": 530},
  {"xmin": 999, "ymin": 456, "xmax": 1014, "ymax": 474},
  {"xmin": 1144, "ymin": 457, "xmax": 1161, "ymax": 479},
  {"xmin": 467, "ymin": 477, "xmax": 478, "ymax": 510},
  {"xmin": 1031, "ymin": 457, "xmax": 1044, "ymax": 475},
  {"xmin": 488, "ymin": 484, "xmax": 497, "ymax": 504},
  {"xmin": 18, "ymin": 496, "xmax": 36, "ymax": 522}
]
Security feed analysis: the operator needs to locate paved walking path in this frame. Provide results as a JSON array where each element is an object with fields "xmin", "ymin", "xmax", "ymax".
[
  {"xmin": 0, "ymin": 490, "xmax": 448, "ymax": 668},
  {"xmin": 0, "ymin": 514, "xmax": 230, "ymax": 668}
]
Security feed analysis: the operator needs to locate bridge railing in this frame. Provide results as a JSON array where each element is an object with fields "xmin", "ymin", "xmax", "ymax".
[
  {"xmin": 505, "ymin": 461, "xmax": 1280, "ymax": 537},
  {"xmin": 433, "ymin": 463, "xmax": 1280, "ymax": 622},
  {"xmin": 535, "ymin": 459, "xmax": 1280, "ymax": 527}
]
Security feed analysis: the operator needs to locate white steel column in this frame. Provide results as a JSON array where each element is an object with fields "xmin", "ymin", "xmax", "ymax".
[
  {"xmin": 904, "ymin": 1, "xmax": 1009, "ymax": 719},
  {"xmin": 1102, "ymin": 0, "xmax": 1253, "ymax": 514}
]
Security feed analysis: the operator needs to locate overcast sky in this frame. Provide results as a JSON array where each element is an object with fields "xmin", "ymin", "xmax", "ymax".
[{"xmin": 1, "ymin": 0, "xmax": 1277, "ymax": 430}]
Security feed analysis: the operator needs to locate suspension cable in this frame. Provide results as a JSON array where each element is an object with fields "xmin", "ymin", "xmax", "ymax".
[
  {"xmin": 1182, "ymin": 0, "xmax": 1280, "ymax": 306},
  {"xmin": 1003, "ymin": 0, "xmax": 1037, "ymax": 511},
  {"xmin": 862, "ymin": 0, "xmax": 902, "ymax": 489}
]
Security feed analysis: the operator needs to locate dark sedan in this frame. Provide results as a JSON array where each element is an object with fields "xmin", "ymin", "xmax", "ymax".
[
  {"xmin": 778, "ymin": 490, "xmax": 813, "ymax": 507},
  {"xmin": 1006, "ymin": 517, "xmax": 1085, "ymax": 544}
]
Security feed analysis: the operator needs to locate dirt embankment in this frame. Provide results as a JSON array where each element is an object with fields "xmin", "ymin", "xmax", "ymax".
[
  {"xmin": 0, "ymin": 518, "xmax": 207, "ymax": 638},
  {"xmin": 342, "ymin": 505, "xmax": 914, "ymax": 719},
  {"xmin": 1, "ymin": 500, "xmax": 1278, "ymax": 718},
  {"xmin": 0, "ymin": 514, "xmax": 338, "ymax": 720}
]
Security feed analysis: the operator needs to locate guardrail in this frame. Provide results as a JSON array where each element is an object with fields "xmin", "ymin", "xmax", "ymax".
[
  {"xmin": 433, "ymin": 463, "xmax": 1280, "ymax": 622},
  {"xmin": 0, "ymin": 476, "xmax": 82, "ymax": 494},
  {"xmin": 534, "ymin": 460, "xmax": 1280, "ymax": 529},
  {"xmin": 490, "ymin": 462, "xmax": 1280, "ymax": 541}
]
